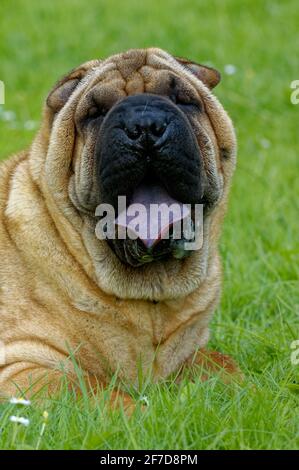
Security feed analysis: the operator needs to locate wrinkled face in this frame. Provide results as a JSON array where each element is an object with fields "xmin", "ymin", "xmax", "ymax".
[{"xmin": 46, "ymin": 48, "xmax": 236, "ymax": 272}]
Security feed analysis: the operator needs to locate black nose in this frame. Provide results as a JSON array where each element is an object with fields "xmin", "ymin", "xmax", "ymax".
[
  {"xmin": 122, "ymin": 96, "xmax": 169, "ymax": 144},
  {"xmin": 123, "ymin": 109, "xmax": 168, "ymax": 144}
]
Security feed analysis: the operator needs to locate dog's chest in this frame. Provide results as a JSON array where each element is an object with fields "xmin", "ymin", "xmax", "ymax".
[{"xmin": 75, "ymin": 297, "xmax": 209, "ymax": 382}]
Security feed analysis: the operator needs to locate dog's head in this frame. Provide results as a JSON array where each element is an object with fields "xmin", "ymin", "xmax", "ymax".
[{"xmin": 38, "ymin": 48, "xmax": 236, "ymax": 300}]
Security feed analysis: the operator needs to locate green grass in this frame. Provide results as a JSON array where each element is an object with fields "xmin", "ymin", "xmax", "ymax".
[{"xmin": 0, "ymin": 0, "xmax": 298, "ymax": 450}]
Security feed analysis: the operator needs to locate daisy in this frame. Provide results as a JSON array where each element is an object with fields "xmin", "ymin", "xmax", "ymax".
[
  {"xmin": 9, "ymin": 416, "xmax": 30, "ymax": 427},
  {"xmin": 9, "ymin": 397, "xmax": 31, "ymax": 406}
]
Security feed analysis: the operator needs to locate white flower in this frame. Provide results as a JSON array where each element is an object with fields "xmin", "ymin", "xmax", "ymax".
[
  {"xmin": 24, "ymin": 120, "xmax": 37, "ymax": 130},
  {"xmin": 260, "ymin": 138, "xmax": 271, "ymax": 149},
  {"xmin": 10, "ymin": 397, "xmax": 31, "ymax": 406},
  {"xmin": 9, "ymin": 416, "xmax": 30, "ymax": 427},
  {"xmin": 224, "ymin": 64, "xmax": 237, "ymax": 76},
  {"xmin": 1, "ymin": 110, "xmax": 16, "ymax": 122},
  {"xmin": 139, "ymin": 395, "xmax": 149, "ymax": 406}
]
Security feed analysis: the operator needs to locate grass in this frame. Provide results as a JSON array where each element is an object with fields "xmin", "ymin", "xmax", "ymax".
[{"xmin": 0, "ymin": 0, "xmax": 298, "ymax": 450}]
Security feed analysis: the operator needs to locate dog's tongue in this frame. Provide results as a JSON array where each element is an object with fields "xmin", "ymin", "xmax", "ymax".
[{"xmin": 115, "ymin": 183, "xmax": 190, "ymax": 249}]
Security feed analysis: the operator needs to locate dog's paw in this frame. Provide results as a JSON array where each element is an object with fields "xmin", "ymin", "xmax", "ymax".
[
  {"xmin": 108, "ymin": 390, "xmax": 140, "ymax": 416},
  {"xmin": 184, "ymin": 348, "xmax": 243, "ymax": 384}
]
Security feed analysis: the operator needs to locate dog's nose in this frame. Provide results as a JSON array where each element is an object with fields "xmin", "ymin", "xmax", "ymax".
[{"xmin": 124, "ymin": 113, "xmax": 168, "ymax": 144}]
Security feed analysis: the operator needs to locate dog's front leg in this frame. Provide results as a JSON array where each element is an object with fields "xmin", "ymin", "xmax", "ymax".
[{"xmin": 0, "ymin": 362, "xmax": 135, "ymax": 413}]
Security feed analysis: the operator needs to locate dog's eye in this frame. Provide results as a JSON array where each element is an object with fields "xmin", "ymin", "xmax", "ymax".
[
  {"xmin": 87, "ymin": 105, "xmax": 107, "ymax": 120},
  {"xmin": 169, "ymin": 93, "xmax": 201, "ymax": 111}
]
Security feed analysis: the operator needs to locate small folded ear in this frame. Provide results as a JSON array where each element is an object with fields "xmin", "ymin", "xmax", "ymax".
[
  {"xmin": 46, "ymin": 60, "xmax": 99, "ymax": 113},
  {"xmin": 175, "ymin": 56, "xmax": 221, "ymax": 89}
]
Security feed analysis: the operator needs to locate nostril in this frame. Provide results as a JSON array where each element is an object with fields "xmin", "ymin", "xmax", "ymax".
[
  {"xmin": 124, "ymin": 124, "xmax": 143, "ymax": 140},
  {"xmin": 123, "ymin": 119, "xmax": 168, "ymax": 142},
  {"xmin": 150, "ymin": 121, "xmax": 168, "ymax": 138}
]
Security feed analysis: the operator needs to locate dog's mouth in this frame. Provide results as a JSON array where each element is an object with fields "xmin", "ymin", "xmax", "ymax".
[
  {"xmin": 117, "ymin": 181, "xmax": 190, "ymax": 250},
  {"xmin": 113, "ymin": 183, "xmax": 193, "ymax": 266},
  {"xmin": 103, "ymin": 177, "xmax": 202, "ymax": 267}
]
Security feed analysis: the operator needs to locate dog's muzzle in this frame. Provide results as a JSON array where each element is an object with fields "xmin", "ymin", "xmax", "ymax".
[{"xmin": 96, "ymin": 93, "xmax": 206, "ymax": 267}]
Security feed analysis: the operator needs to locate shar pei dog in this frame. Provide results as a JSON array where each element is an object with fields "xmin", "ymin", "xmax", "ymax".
[{"xmin": 0, "ymin": 48, "xmax": 238, "ymax": 404}]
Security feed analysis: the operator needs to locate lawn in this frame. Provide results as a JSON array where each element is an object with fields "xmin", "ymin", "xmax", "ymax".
[{"xmin": 0, "ymin": 0, "xmax": 298, "ymax": 450}]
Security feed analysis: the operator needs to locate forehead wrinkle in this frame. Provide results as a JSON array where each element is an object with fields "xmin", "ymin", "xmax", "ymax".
[
  {"xmin": 84, "ymin": 49, "xmax": 197, "ymax": 97},
  {"xmin": 82, "ymin": 62, "xmax": 125, "ymax": 93},
  {"xmin": 85, "ymin": 53, "xmax": 148, "ymax": 96},
  {"xmin": 125, "ymin": 70, "xmax": 145, "ymax": 95},
  {"xmin": 111, "ymin": 49, "xmax": 147, "ymax": 80},
  {"xmin": 146, "ymin": 50, "xmax": 211, "ymax": 98}
]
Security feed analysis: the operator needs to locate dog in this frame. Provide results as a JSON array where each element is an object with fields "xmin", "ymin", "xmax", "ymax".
[{"xmin": 0, "ymin": 48, "xmax": 237, "ymax": 403}]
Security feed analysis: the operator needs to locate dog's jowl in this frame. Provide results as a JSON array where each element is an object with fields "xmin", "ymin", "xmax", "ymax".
[{"xmin": 0, "ymin": 48, "xmax": 238, "ymax": 401}]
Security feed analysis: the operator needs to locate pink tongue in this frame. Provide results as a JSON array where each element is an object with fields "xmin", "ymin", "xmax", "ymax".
[{"xmin": 115, "ymin": 183, "xmax": 190, "ymax": 248}]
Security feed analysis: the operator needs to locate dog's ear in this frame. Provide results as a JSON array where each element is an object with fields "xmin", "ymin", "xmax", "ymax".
[
  {"xmin": 175, "ymin": 56, "xmax": 221, "ymax": 89},
  {"xmin": 46, "ymin": 60, "xmax": 99, "ymax": 113}
]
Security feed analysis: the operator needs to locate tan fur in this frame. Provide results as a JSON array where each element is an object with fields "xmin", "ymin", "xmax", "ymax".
[{"xmin": 0, "ymin": 48, "xmax": 236, "ymax": 398}]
